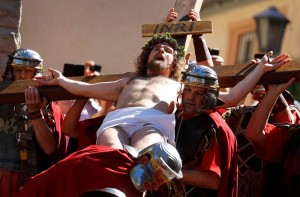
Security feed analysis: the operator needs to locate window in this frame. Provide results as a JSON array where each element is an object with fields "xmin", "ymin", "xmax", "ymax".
[{"xmin": 236, "ymin": 32, "xmax": 256, "ymax": 64}]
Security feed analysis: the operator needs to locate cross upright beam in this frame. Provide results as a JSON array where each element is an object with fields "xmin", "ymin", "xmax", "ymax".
[
  {"xmin": 142, "ymin": 0, "xmax": 207, "ymax": 50},
  {"xmin": 1, "ymin": 0, "xmax": 300, "ymax": 104},
  {"xmin": 173, "ymin": 0, "xmax": 204, "ymax": 49}
]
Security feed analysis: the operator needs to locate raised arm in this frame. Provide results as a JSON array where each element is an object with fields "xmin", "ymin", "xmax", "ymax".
[
  {"xmin": 25, "ymin": 87, "xmax": 56, "ymax": 155},
  {"xmin": 34, "ymin": 68, "xmax": 129, "ymax": 102},
  {"xmin": 165, "ymin": 8, "xmax": 213, "ymax": 67},
  {"xmin": 181, "ymin": 169, "xmax": 219, "ymax": 190},
  {"xmin": 218, "ymin": 52, "xmax": 290, "ymax": 108},
  {"xmin": 272, "ymin": 93, "xmax": 295, "ymax": 124},
  {"xmin": 61, "ymin": 99, "xmax": 88, "ymax": 138},
  {"xmin": 245, "ymin": 78, "xmax": 295, "ymax": 146}
]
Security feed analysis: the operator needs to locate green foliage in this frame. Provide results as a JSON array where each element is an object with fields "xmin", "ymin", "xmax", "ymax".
[{"xmin": 142, "ymin": 32, "xmax": 186, "ymax": 61}]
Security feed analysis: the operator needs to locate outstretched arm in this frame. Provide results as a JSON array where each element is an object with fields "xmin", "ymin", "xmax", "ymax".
[
  {"xmin": 245, "ymin": 78, "xmax": 295, "ymax": 146},
  {"xmin": 218, "ymin": 52, "xmax": 290, "ymax": 108},
  {"xmin": 34, "ymin": 68, "xmax": 128, "ymax": 102}
]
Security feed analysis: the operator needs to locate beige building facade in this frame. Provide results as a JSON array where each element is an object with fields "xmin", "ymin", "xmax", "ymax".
[
  {"xmin": 19, "ymin": 0, "xmax": 175, "ymax": 75},
  {"xmin": 198, "ymin": 0, "xmax": 300, "ymax": 65},
  {"xmin": 197, "ymin": 0, "xmax": 300, "ymax": 101},
  {"xmin": 17, "ymin": 0, "xmax": 300, "ymax": 75}
]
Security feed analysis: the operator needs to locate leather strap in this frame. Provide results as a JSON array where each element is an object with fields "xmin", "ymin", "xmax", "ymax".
[{"xmin": 192, "ymin": 35, "xmax": 212, "ymax": 62}]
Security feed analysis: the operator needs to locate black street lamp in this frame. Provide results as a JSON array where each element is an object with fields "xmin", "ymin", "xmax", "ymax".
[{"xmin": 254, "ymin": 6, "xmax": 290, "ymax": 55}]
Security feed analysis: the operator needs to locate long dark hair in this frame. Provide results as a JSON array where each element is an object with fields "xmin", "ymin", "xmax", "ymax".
[{"xmin": 134, "ymin": 33, "xmax": 186, "ymax": 81}]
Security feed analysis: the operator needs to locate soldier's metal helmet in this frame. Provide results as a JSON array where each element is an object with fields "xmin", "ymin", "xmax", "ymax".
[
  {"xmin": 4, "ymin": 49, "xmax": 43, "ymax": 80},
  {"xmin": 181, "ymin": 62, "xmax": 220, "ymax": 111},
  {"xmin": 130, "ymin": 142, "xmax": 183, "ymax": 192},
  {"xmin": 79, "ymin": 188, "xmax": 126, "ymax": 197}
]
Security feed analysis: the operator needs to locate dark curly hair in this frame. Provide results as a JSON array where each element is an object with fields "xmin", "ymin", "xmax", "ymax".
[{"xmin": 134, "ymin": 33, "xmax": 186, "ymax": 81}]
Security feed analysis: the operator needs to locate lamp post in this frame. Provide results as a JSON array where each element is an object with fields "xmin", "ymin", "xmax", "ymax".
[{"xmin": 254, "ymin": 6, "xmax": 290, "ymax": 55}]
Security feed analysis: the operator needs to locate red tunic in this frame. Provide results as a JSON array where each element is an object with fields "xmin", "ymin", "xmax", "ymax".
[
  {"xmin": 51, "ymin": 101, "xmax": 68, "ymax": 163},
  {"xmin": 252, "ymin": 123, "xmax": 300, "ymax": 196},
  {"xmin": 15, "ymin": 145, "xmax": 142, "ymax": 197},
  {"xmin": 178, "ymin": 110, "xmax": 238, "ymax": 197},
  {"xmin": 253, "ymin": 123, "xmax": 289, "ymax": 163}
]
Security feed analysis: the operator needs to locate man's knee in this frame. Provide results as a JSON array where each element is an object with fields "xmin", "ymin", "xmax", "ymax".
[
  {"xmin": 135, "ymin": 127, "xmax": 164, "ymax": 137},
  {"xmin": 130, "ymin": 127, "xmax": 169, "ymax": 151},
  {"xmin": 97, "ymin": 127, "xmax": 129, "ymax": 148}
]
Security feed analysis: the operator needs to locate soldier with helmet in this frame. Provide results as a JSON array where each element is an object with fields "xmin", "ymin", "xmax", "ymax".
[
  {"xmin": 3, "ymin": 48, "xmax": 43, "ymax": 81},
  {"xmin": 0, "ymin": 49, "xmax": 65, "ymax": 196},
  {"xmin": 164, "ymin": 8, "xmax": 292, "ymax": 197},
  {"xmin": 174, "ymin": 63, "xmax": 238, "ymax": 197},
  {"xmin": 173, "ymin": 50, "xmax": 290, "ymax": 197},
  {"xmin": 15, "ymin": 142, "xmax": 183, "ymax": 197}
]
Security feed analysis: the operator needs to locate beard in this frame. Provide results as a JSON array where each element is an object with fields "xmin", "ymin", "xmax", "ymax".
[{"xmin": 147, "ymin": 59, "xmax": 170, "ymax": 73}]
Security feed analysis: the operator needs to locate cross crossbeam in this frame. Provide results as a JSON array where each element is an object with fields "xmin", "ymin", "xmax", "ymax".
[
  {"xmin": 1, "ymin": 0, "xmax": 299, "ymax": 104},
  {"xmin": 1, "ymin": 60, "xmax": 299, "ymax": 104}
]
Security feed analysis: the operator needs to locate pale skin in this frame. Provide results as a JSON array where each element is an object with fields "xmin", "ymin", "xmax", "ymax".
[
  {"xmin": 211, "ymin": 55, "xmax": 224, "ymax": 67},
  {"xmin": 34, "ymin": 43, "xmax": 181, "ymax": 151},
  {"xmin": 218, "ymin": 51, "xmax": 290, "ymax": 108},
  {"xmin": 57, "ymin": 61, "xmax": 101, "ymax": 116},
  {"xmin": 251, "ymin": 85, "xmax": 295, "ymax": 124},
  {"xmin": 166, "ymin": 8, "xmax": 290, "ymax": 108},
  {"xmin": 13, "ymin": 67, "xmax": 56, "ymax": 155},
  {"xmin": 61, "ymin": 63, "xmax": 115, "ymax": 138},
  {"xmin": 245, "ymin": 78, "xmax": 295, "ymax": 147},
  {"xmin": 273, "ymin": 94, "xmax": 295, "ymax": 123},
  {"xmin": 166, "ymin": 8, "xmax": 214, "ymax": 67},
  {"xmin": 166, "ymin": 8, "xmax": 291, "ymax": 191}
]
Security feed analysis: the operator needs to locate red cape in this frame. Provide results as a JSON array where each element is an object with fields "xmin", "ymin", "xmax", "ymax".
[
  {"xmin": 77, "ymin": 116, "xmax": 105, "ymax": 150},
  {"xmin": 15, "ymin": 145, "xmax": 142, "ymax": 197},
  {"xmin": 210, "ymin": 111, "xmax": 238, "ymax": 197}
]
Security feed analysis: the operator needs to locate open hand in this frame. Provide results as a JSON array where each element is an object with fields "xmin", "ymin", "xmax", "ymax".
[
  {"xmin": 25, "ymin": 86, "xmax": 43, "ymax": 112},
  {"xmin": 188, "ymin": 9, "xmax": 200, "ymax": 21},
  {"xmin": 165, "ymin": 8, "xmax": 178, "ymax": 22},
  {"xmin": 259, "ymin": 51, "xmax": 290, "ymax": 72},
  {"xmin": 33, "ymin": 68, "xmax": 64, "ymax": 85},
  {"xmin": 165, "ymin": 8, "xmax": 199, "ymax": 22}
]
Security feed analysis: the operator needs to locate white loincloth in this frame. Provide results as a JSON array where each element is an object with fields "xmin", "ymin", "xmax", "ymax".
[{"xmin": 96, "ymin": 107, "xmax": 175, "ymax": 142}]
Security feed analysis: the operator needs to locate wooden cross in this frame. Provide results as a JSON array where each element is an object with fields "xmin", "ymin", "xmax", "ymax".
[
  {"xmin": 1, "ymin": 0, "xmax": 300, "ymax": 104},
  {"xmin": 142, "ymin": 0, "xmax": 208, "ymax": 50}
]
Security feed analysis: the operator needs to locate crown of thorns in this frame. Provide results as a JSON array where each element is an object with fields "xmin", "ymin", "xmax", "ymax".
[{"xmin": 142, "ymin": 33, "xmax": 186, "ymax": 60}]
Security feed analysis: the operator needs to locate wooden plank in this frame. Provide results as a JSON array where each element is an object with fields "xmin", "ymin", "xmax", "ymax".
[
  {"xmin": 172, "ymin": 0, "xmax": 204, "ymax": 49},
  {"xmin": 1, "ymin": 61, "xmax": 299, "ymax": 104},
  {"xmin": 0, "ymin": 0, "xmax": 205, "ymax": 105},
  {"xmin": 142, "ymin": 21, "xmax": 212, "ymax": 37},
  {"xmin": 0, "ymin": 73, "xmax": 133, "ymax": 104},
  {"xmin": 213, "ymin": 60, "xmax": 300, "ymax": 88},
  {"xmin": 174, "ymin": 0, "xmax": 203, "ymax": 22}
]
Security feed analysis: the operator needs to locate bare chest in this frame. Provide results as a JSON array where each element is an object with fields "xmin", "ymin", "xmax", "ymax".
[
  {"xmin": 127, "ymin": 77, "xmax": 180, "ymax": 95},
  {"xmin": 117, "ymin": 77, "xmax": 181, "ymax": 109}
]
